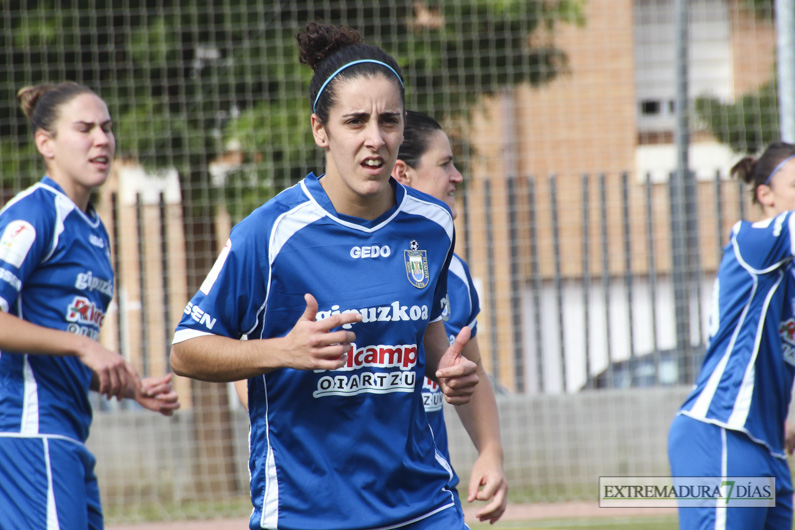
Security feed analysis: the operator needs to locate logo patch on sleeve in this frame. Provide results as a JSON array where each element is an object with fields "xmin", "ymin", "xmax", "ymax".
[{"xmin": 0, "ymin": 220, "xmax": 36, "ymax": 268}]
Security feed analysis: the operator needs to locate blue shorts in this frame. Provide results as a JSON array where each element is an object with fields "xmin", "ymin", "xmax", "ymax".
[
  {"xmin": 393, "ymin": 502, "xmax": 469, "ymax": 529},
  {"xmin": 0, "ymin": 435, "xmax": 103, "ymax": 530},
  {"xmin": 668, "ymin": 414, "xmax": 793, "ymax": 530}
]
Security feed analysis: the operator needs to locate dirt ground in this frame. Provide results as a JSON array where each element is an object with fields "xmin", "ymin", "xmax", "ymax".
[{"xmin": 107, "ymin": 501, "xmax": 674, "ymax": 529}]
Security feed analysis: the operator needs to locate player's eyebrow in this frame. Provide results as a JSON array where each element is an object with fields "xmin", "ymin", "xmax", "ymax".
[
  {"xmin": 73, "ymin": 119, "xmax": 113, "ymax": 127},
  {"xmin": 341, "ymin": 111, "xmax": 402, "ymax": 119}
]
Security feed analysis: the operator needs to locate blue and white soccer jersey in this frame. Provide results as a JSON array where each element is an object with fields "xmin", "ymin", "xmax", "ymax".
[
  {"xmin": 0, "ymin": 176, "xmax": 114, "ymax": 529},
  {"xmin": 174, "ymin": 174, "xmax": 463, "ymax": 530},
  {"xmin": 422, "ymin": 253, "xmax": 480, "ymax": 495},
  {"xmin": 670, "ymin": 212, "xmax": 795, "ymax": 528}
]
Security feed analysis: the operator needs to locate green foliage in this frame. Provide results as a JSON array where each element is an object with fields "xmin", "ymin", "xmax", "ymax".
[
  {"xmin": 695, "ymin": 80, "xmax": 780, "ymax": 154},
  {"xmin": 740, "ymin": 0, "xmax": 775, "ymax": 20},
  {"xmin": 0, "ymin": 1, "xmax": 581, "ymax": 209}
]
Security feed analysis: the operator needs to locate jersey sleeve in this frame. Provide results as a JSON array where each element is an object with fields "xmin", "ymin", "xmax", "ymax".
[
  {"xmin": 733, "ymin": 212, "xmax": 795, "ymax": 271},
  {"xmin": 429, "ymin": 229, "xmax": 454, "ymax": 323},
  {"xmin": 172, "ymin": 216, "xmax": 270, "ymax": 343},
  {"xmin": 455, "ymin": 256, "xmax": 481, "ymax": 337},
  {"xmin": 0, "ymin": 194, "xmax": 56, "ymax": 313}
]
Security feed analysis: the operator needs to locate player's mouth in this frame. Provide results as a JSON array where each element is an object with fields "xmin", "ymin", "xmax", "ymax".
[
  {"xmin": 361, "ymin": 157, "xmax": 385, "ymax": 173},
  {"xmin": 90, "ymin": 156, "xmax": 110, "ymax": 170}
]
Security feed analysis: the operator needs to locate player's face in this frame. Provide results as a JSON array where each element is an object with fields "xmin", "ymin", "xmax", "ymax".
[
  {"xmin": 405, "ymin": 129, "xmax": 463, "ymax": 219},
  {"xmin": 767, "ymin": 161, "xmax": 795, "ymax": 215},
  {"xmin": 312, "ymin": 74, "xmax": 404, "ymax": 219},
  {"xmin": 37, "ymin": 93, "xmax": 115, "ymax": 208}
]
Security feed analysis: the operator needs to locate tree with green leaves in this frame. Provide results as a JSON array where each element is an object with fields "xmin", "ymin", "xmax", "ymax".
[
  {"xmin": 216, "ymin": 0, "xmax": 586, "ymax": 222},
  {"xmin": 1, "ymin": 0, "xmax": 584, "ymax": 262}
]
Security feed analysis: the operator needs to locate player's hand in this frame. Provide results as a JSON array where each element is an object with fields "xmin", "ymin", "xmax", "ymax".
[
  {"xmin": 436, "ymin": 326, "xmax": 478, "ymax": 405},
  {"xmin": 279, "ymin": 293, "xmax": 361, "ymax": 371},
  {"xmin": 786, "ymin": 421, "xmax": 795, "ymax": 455},
  {"xmin": 133, "ymin": 372, "xmax": 181, "ymax": 416},
  {"xmin": 467, "ymin": 450, "xmax": 508, "ymax": 524},
  {"xmin": 80, "ymin": 339, "xmax": 133, "ymax": 401}
]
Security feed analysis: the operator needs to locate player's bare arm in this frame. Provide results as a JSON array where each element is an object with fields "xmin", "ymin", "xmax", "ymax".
[
  {"xmin": 0, "ymin": 310, "xmax": 131, "ymax": 401},
  {"xmin": 171, "ymin": 293, "xmax": 360, "ymax": 382},
  {"xmin": 424, "ymin": 321, "xmax": 479, "ymax": 405},
  {"xmin": 453, "ymin": 336, "xmax": 508, "ymax": 523}
]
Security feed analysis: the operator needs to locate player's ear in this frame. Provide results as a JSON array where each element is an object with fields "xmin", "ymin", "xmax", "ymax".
[
  {"xmin": 35, "ymin": 129, "xmax": 55, "ymax": 160},
  {"xmin": 311, "ymin": 114, "xmax": 329, "ymax": 148},
  {"xmin": 757, "ymin": 183, "xmax": 774, "ymax": 208},
  {"xmin": 393, "ymin": 159, "xmax": 411, "ymax": 185}
]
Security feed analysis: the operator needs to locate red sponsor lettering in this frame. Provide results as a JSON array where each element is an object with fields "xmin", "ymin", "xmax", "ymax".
[
  {"xmin": 66, "ymin": 296, "xmax": 105, "ymax": 327},
  {"xmin": 781, "ymin": 319, "xmax": 795, "ymax": 342},
  {"xmin": 338, "ymin": 343, "xmax": 418, "ymax": 371}
]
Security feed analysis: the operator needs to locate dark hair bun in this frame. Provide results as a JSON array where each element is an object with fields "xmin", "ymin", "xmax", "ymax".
[
  {"xmin": 297, "ymin": 22, "xmax": 362, "ymax": 70},
  {"xmin": 730, "ymin": 156, "xmax": 757, "ymax": 185}
]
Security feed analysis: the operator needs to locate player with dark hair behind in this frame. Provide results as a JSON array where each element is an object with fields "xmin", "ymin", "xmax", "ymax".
[{"xmin": 394, "ymin": 109, "xmax": 508, "ymax": 524}]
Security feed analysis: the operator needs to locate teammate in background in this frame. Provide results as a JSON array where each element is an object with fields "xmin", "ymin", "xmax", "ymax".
[
  {"xmin": 393, "ymin": 110, "xmax": 507, "ymax": 524},
  {"xmin": 0, "ymin": 82, "xmax": 180, "ymax": 529},
  {"xmin": 668, "ymin": 141, "xmax": 795, "ymax": 529},
  {"xmin": 171, "ymin": 23, "xmax": 479, "ymax": 530}
]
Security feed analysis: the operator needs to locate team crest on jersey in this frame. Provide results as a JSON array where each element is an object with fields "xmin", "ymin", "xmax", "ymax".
[
  {"xmin": 780, "ymin": 318, "xmax": 795, "ymax": 366},
  {"xmin": 404, "ymin": 240, "xmax": 429, "ymax": 289}
]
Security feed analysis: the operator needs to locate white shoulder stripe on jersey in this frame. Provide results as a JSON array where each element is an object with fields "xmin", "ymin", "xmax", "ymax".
[
  {"xmin": 42, "ymin": 194, "xmax": 74, "ymax": 263},
  {"xmin": 0, "ymin": 183, "xmax": 42, "ymax": 216},
  {"xmin": 245, "ymin": 199, "xmax": 327, "ymax": 338},
  {"xmin": 400, "ymin": 193, "xmax": 454, "ymax": 243},
  {"xmin": 39, "ymin": 183, "xmax": 100, "ymax": 228},
  {"xmin": 731, "ymin": 227, "xmax": 791, "ymax": 275},
  {"xmin": 269, "ymin": 199, "xmax": 326, "ymax": 261}
]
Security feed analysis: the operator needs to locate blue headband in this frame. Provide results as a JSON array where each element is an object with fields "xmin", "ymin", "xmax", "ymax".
[
  {"xmin": 312, "ymin": 59, "xmax": 404, "ymax": 113},
  {"xmin": 765, "ymin": 154, "xmax": 795, "ymax": 185}
]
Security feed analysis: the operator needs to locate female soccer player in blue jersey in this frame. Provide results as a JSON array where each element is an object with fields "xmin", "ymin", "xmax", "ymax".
[
  {"xmin": 668, "ymin": 141, "xmax": 795, "ymax": 529},
  {"xmin": 393, "ymin": 110, "xmax": 508, "ymax": 524},
  {"xmin": 171, "ymin": 23, "xmax": 479, "ymax": 530},
  {"xmin": 0, "ymin": 82, "xmax": 180, "ymax": 529}
]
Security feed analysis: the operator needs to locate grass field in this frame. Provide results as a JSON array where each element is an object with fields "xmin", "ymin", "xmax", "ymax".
[
  {"xmin": 469, "ymin": 516, "xmax": 678, "ymax": 529},
  {"xmin": 104, "ymin": 496, "xmax": 688, "ymax": 530},
  {"xmin": 109, "ymin": 514, "xmax": 682, "ymax": 530}
]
